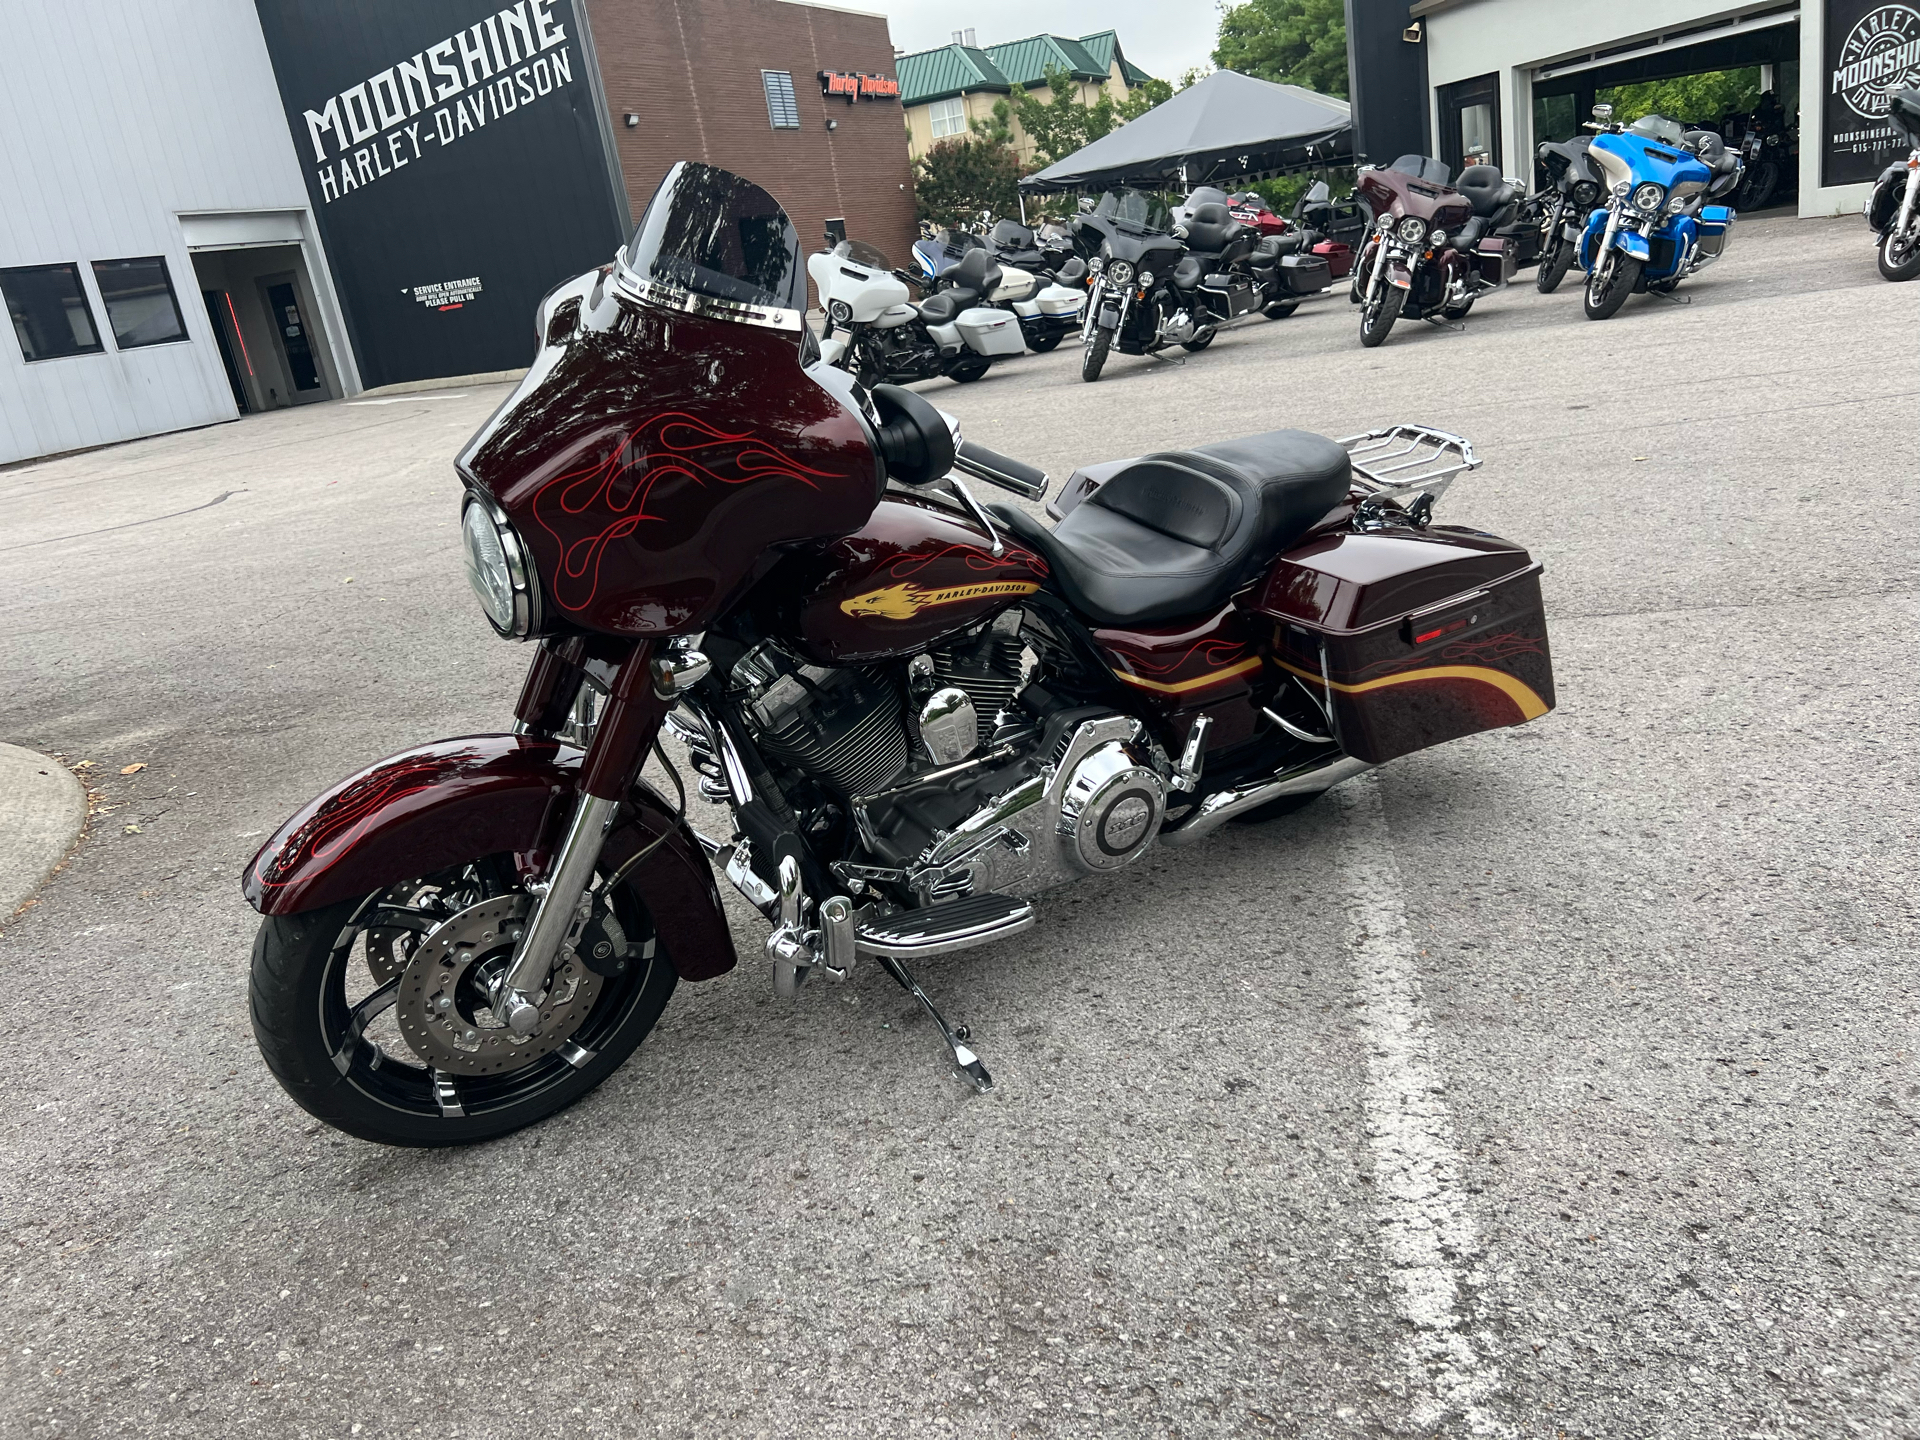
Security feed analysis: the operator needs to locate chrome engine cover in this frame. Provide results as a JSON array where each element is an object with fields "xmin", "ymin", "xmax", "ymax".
[{"xmin": 911, "ymin": 714, "xmax": 1167, "ymax": 899}]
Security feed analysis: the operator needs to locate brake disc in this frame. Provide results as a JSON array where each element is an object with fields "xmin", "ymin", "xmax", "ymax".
[{"xmin": 394, "ymin": 893, "xmax": 607, "ymax": 1077}]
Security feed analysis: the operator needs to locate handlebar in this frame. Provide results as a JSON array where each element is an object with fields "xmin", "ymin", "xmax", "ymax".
[{"xmin": 953, "ymin": 439, "xmax": 1049, "ymax": 501}]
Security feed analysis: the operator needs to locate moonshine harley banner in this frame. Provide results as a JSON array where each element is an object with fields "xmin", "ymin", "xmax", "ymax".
[
  {"xmin": 1823, "ymin": 0, "xmax": 1920, "ymax": 185},
  {"xmin": 253, "ymin": 0, "xmax": 624, "ymax": 388}
]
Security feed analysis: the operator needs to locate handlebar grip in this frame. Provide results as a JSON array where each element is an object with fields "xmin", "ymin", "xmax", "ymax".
[{"xmin": 953, "ymin": 440, "xmax": 1048, "ymax": 501}]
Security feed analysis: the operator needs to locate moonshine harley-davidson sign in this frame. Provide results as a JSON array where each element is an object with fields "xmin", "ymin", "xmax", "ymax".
[
  {"xmin": 252, "ymin": 0, "xmax": 624, "ymax": 389},
  {"xmin": 1823, "ymin": 0, "xmax": 1920, "ymax": 185}
]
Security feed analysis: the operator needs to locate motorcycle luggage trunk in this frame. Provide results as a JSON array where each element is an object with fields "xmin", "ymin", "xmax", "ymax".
[
  {"xmin": 1280, "ymin": 252, "xmax": 1333, "ymax": 293},
  {"xmin": 1695, "ymin": 204, "xmax": 1733, "ymax": 257},
  {"xmin": 1248, "ymin": 526, "xmax": 1554, "ymax": 764},
  {"xmin": 953, "ymin": 306, "xmax": 1026, "ymax": 357},
  {"xmin": 1311, "ymin": 239, "xmax": 1352, "ymax": 279}
]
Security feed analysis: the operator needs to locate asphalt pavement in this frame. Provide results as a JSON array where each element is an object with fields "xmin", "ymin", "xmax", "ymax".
[{"xmin": 1, "ymin": 209, "xmax": 1914, "ymax": 1439}]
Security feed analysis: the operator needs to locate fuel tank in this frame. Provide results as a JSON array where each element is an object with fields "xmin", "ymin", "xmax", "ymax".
[{"xmin": 782, "ymin": 494, "xmax": 1050, "ymax": 664}]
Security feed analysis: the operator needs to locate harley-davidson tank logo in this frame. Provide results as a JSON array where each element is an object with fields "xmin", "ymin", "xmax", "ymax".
[{"xmin": 840, "ymin": 579, "xmax": 1041, "ymax": 619}]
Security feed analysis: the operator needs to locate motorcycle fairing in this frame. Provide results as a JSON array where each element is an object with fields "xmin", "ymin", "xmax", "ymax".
[
  {"xmin": 241, "ymin": 735, "xmax": 737, "ymax": 981},
  {"xmin": 1869, "ymin": 161, "xmax": 1913, "ymax": 230},
  {"xmin": 457, "ymin": 279, "xmax": 882, "ymax": 640}
]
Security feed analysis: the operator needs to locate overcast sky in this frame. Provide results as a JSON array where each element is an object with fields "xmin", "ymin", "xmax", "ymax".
[{"xmin": 860, "ymin": 0, "xmax": 1223, "ymax": 84}]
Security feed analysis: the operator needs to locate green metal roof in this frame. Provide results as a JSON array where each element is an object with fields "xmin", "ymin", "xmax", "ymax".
[
  {"xmin": 897, "ymin": 44, "xmax": 1011, "ymax": 107},
  {"xmin": 899, "ymin": 30, "xmax": 1160, "ymax": 109}
]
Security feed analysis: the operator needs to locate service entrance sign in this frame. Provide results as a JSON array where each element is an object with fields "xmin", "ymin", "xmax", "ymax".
[
  {"xmin": 254, "ymin": 0, "xmax": 624, "ymax": 389},
  {"xmin": 1823, "ymin": 0, "xmax": 1920, "ymax": 185}
]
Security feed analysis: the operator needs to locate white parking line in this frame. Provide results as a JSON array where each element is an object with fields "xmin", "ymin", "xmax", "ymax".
[
  {"xmin": 1335, "ymin": 778, "xmax": 1508, "ymax": 1435},
  {"xmin": 346, "ymin": 392, "xmax": 470, "ymax": 406}
]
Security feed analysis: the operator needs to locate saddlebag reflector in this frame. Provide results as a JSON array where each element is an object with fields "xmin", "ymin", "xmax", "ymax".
[{"xmin": 1250, "ymin": 529, "xmax": 1555, "ymax": 764}]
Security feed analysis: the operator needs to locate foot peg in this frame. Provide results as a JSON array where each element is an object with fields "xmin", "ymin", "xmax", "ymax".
[{"xmin": 875, "ymin": 954, "xmax": 993, "ymax": 1093}]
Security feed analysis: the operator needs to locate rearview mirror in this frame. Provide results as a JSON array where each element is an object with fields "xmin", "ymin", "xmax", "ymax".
[{"xmin": 1592, "ymin": 103, "xmax": 1614, "ymax": 121}]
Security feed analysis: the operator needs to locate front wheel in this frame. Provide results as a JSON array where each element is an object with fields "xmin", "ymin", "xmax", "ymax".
[
  {"xmin": 1082, "ymin": 323, "xmax": 1112, "ymax": 381},
  {"xmin": 1536, "ymin": 236, "xmax": 1575, "ymax": 293},
  {"xmin": 1359, "ymin": 283, "xmax": 1402, "ymax": 347},
  {"xmin": 1027, "ymin": 331, "xmax": 1064, "ymax": 353},
  {"xmin": 249, "ymin": 857, "xmax": 677, "ymax": 1146},
  {"xmin": 1879, "ymin": 224, "xmax": 1920, "ymax": 281},
  {"xmin": 1738, "ymin": 161, "xmax": 1778, "ymax": 213},
  {"xmin": 1583, "ymin": 250, "xmax": 1642, "ymax": 320}
]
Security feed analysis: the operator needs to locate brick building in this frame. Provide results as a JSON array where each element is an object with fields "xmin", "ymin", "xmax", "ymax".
[{"xmin": 591, "ymin": 0, "xmax": 918, "ymax": 260}]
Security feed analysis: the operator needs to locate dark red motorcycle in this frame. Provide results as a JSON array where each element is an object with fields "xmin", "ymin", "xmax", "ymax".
[
  {"xmin": 244, "ymin": 163, "xmax": 1558, "ymax": 1146},
  {"xmin": 1352, "ymin": 156, "xmax": 1520, "ymax": 346}
]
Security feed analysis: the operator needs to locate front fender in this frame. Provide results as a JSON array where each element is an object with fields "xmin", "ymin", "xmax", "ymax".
[
  {"xmin": 241, "ymin": 734, "xmax": 737, "ymax": 981},
  {"xmin": 1615, "ymin": 228, "xmax": 1651, "ymax": 261}
]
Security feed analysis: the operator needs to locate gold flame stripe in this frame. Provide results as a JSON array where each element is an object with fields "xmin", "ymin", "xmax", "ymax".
[
  {"xmin": 1274, "ymin": 656, "xmax": 1548, "ymax": 720},
  {"xmin": 1109, "ymin": 656, "xmax": 1263, "ymax": 694}
]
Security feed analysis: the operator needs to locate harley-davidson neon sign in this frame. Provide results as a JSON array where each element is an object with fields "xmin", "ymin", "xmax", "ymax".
[{"xmin": 820, "ymin": 70, "xmax": 900, "ymax": 102}]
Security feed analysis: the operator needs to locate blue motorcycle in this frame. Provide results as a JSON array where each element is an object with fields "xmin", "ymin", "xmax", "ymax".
[{"xmin": 1577, "ymin": 105, "xmax": 1742, "ymax": 319}]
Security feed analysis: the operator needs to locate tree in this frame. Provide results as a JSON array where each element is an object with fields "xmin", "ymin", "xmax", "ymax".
[
  {"xmin": 1012, "ymin": 65, "xmax": 1122, "ymax": 167},
  {"xmin": 1213, "ymin": 0, "xmax": 1349, "ymax": 98},
  {"xmin": 913, "ymin": 137, "xmax": 1023, "ymax": 228},
  {"xmin": 1598, "ymin": 67, "xmax": 1765, "ymax": 127}
]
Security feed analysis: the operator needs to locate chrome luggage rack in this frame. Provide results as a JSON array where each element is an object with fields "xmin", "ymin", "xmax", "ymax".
[{"xmin": 1339, "ymin": 424, "xmax": 1481, "ymax": 508}]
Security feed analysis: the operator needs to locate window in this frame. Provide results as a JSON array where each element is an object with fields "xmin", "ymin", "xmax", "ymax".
[
  {"xmin": 762, "ymin": 69, "xmax": 799, "ymax": 130},
  {"xmin": 92, "ymin": 256, "xmax": 188, "ymax": 349},
  {"xmin": 2, "ymin": 263, "xmax": 104, "ymax": 361},
  {"xmin": 928, "ymin": 96, "xmax": 967, "ymax": 139}
]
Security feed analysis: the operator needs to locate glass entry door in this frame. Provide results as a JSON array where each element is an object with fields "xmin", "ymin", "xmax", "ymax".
[{"xmin": 1439, "ymin": 73, "xmax": 1502, "ymax": 178}]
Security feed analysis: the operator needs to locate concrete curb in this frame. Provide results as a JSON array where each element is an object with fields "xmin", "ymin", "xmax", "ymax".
[
  {"xmin": 352, "ymin": 368, "xmax": 527, "ymax": 398},
  {"xmin": 0, "ymin": 744, "xmax": 85, "ymax": 922}
]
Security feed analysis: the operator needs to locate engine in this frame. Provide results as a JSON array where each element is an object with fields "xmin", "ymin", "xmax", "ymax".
[{"xmin": 726, "ymin": 623, "xmax": 1169, "ymax": 905}]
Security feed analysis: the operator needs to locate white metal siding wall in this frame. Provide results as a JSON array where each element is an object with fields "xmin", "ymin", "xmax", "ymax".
[{"xmin": 0, "ymin": 0, "xmax": 342, "ymax": 465}]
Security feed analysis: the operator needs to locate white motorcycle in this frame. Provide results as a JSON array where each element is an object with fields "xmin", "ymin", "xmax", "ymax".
[{"xmin": 809, "ymin": 241, "xmax": 1045, "ymax": 386}]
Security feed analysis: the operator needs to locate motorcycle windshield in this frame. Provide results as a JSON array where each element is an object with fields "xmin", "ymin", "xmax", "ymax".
[
  {"xmin": 1626, "ymin": 114, "xmax": 1687, "ymax": 146},
  {"xmin": 619, "ymin": 161, "xmax": 804, "ymax": 329},
  {"xmin": 1095, "ymin": 190, "xmax": 1173, "ymax": 234},
  {"xmin": 833, "ymin": 239, "xmax": 893, "ymax": 270}
]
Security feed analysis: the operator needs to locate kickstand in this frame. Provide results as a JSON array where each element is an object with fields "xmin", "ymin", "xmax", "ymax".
[
  {"xmin": 1424, "ymin": 316, "xmax": 1467, "ymax": 331},
  {"xmin": 875, "ymin": 954, "xmax": 994, "ymax": 1093},
  {"xmin": 1649, "ymin": 287, "xmax": 1692, "ymax": 304},
  {"xmin": 1146, "ymin": 348, "xmax": 1187, "ymax": 365}
]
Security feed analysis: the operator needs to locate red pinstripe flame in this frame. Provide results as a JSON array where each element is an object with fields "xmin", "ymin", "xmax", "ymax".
[
  {"xmin": 1106, "ymin": 637, "xmax": 1249, "ymax": 677},
  {"xmin": 885, "ymin": 540, "xmax": 1047, "ymax": 580},
  {"xmin": 531, "ymin": 412, "xmax": 842, "ymax": 613},
  {"xmin": 254, "ymin": 753, "xmax": 455, "ymax": 890}
]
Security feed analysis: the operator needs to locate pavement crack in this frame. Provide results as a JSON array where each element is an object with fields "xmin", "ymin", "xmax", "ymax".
[{"xmin": 1, "ymin": 490, "xmax": 248, "ymax": 552}]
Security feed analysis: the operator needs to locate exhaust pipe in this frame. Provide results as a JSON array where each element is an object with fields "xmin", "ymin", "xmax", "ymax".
[{"xmin": 1159, "ymin": 754, "xmax": 1372, "ymax": 848}]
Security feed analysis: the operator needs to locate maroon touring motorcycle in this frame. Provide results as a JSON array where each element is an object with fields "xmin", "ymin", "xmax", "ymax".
[
  {"xmin": 1352, "ymin": 156, "xmax": 1520, "ymax": 347},
  {"xmin": 244, "ymin": 162, "xmax": 1557, "ymax": 1146}
]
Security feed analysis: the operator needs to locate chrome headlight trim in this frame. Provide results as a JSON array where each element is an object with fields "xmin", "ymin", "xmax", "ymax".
[
  {"xmin": 1398, "ymin": 215, "xmax": 1428, "ymax": 244},
  {"xmin": 461, "ymin": 491, "xmax": 541, "ymax": 640},
  {"xmin": 1107, "ymin": 259, "xmax": 1135, "ymax": 286},
  {"xmin": 1632, "ymin": 182, "xmax": 1665, "ymax": 212}
]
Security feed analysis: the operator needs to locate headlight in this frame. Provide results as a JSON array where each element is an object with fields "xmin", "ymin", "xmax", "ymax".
[
  {"xmin": 1429, "ymin": 228, "xmax": 1447, "ymax": 246},
  {"xmin": 1632, "ymin": 182, "xmax": 1665, "ymax": 212},
  {"xmin": 1398, "ymin": 215, "xmax": 1428, "ymax": 243},
  {"xmin": 1138, "ymin": 270, "xmax": 1153, "ymax": 286},
  {"xmin": 1667, "ymin": 193, "xmax": 1689, "ymax": 213},
  {"xmin": 1088, "ymin": 256, "xmax": 1104, "ymax": 274},
  {"xmin": 1572, "ymin": 181, "xmax": 1599, "ymax": 205},
  {"xmin": 1107, "ymin": 259, "xmax": 1134, "ymax": 285},
  {"xmin": 461, "ymin": 493, "xmax": 539, "ymax": 638},
  {"xmin": 828, "ymin": 298, "xmax": 852, "ymax": 322},
  {"xmin": 1612, "ymin": 180, "xmax": 1631, "ymax": 198}
]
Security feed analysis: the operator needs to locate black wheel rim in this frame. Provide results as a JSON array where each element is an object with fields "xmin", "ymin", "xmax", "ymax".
[{"xmin": 316, "ymin": 858, "xmax": 657, "ymax": 1122}]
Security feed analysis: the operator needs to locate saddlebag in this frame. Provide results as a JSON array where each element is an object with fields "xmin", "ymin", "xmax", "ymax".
[
  {"xmin": 1473, "ymin": 236, "xmax": 1514, "ymax": 287},
  {"xmin": 1201, "ymin": 274, "xmax": 1261, "ymax": 318},
  {"xmin": 1280, "ymin": 253, "xmax": 1333, "ymax": 294},
  {"xmin": 1311, "ymin": 239, "xmax": 1352, "ymax": 279},
  {"xmin": 953, "ymin": 306, "xmax": 1026, "ymax": 357},
  {"xmin": 1695, "ymin": 204, "xmax": 1733, "ymax": 258},
  {"xmin": 1250, "ymin": 528, "xmax": 1554, "ymax": 764}
]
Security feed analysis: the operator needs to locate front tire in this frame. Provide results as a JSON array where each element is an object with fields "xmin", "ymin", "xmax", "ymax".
[
  {"xmin": 1583, "ymin": 251, "xmax": 1642, "ymax": 320},
  {"xmin": 1536, "ymin": 236, "xmax": 1575, "ymax": 293},
  {"xmin": 249, "ymin": 861, "xmax": 677, "ymax": 1147},
  {"xmin": 1082, "ymin": 323, "xmax": 1112, "ymax": 381},
  {"xmin": 1359, "ymin": 283, "xmax": 1402, "ymax": 347},
  {"xmin": 1878, "ymin": 224, "xmax": 1920, "ymax": 281}
]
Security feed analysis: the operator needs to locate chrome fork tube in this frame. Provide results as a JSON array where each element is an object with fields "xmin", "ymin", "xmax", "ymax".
[
  {"xmin": 1366, "ymin": 237, "xmax": 1390, "ymax": 303},
  {"xmin": 496, "ymin": 792, "xmax": 620, "ymax": 1035},
  {"xmin": 1596, "ymin": 203, "xmax": 1623, "ymax": 274}
]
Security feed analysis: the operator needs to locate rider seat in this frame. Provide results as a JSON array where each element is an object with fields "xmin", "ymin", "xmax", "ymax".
[
  {"xmin": 1685, "ymin": 131, "xmax": 1741, "ymax": 199},
  {"xmin": 915, "ymin": 248, "xmax": 1001, "ymax": 323},
  {"xmin": 1450, "ymin": 165, "xmax": 1520, "ymax": 248},
  {"xmin": 1181, "ymin": 202, "xmax": 1248, "ymax": 258},
  {"xmin": 988, "ymin": 430, "xmax": 1352, "ymax": 626}
]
